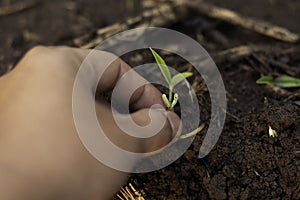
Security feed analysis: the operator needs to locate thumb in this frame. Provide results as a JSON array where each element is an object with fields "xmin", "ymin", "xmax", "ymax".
[
  {"xmin": 130, "ymin": 108, "xmax": 181, "ymax": 152},
  {"xmin": 96, "ymin": 100, "xmax": 181, "ymax": 154}
]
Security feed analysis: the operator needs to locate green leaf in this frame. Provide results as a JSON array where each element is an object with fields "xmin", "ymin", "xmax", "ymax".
[
  {"xmin": 170, "ymin": 72, "xmax": 193, "ymax": 88},
  {"xmin": 257, "ymin": 75, "xmax": 300, "ymax": 88},
  {"xmin": 150, "ymin": 48, "xmax": 171, "ymax": 84},
  {"xmin": 256, "ymin": 76, "xmax": 274, "ymax": 85},
  {"xmin": 274, "ymin": 76, "xmax": 300, "ymax": 88}
]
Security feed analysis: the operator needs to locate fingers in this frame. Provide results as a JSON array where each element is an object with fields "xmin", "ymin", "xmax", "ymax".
[
  {"xmin": 73, "ymin": 48, "xmax": 165, "ymax": 110},
  {"xmin": 20, "ymin": 46, "xmax": 181, "ymax": 151},
  {"xmin": 130, "ymin": 108, "xmax": 181, "ymax": 152},
  {"xmin": 17, "ymin": 45, "xmax": 181, "ymax": 151},
  {"xmin": 103, "ymin": 57, "xmax": 165, "ymax": 110},
  {"xmin": 18, "ymin": 46, "xmax": 165, "ymax": 110},
  {"xmin": 95, "ymin": 100, "xmax": 181, "ymax": 153}
]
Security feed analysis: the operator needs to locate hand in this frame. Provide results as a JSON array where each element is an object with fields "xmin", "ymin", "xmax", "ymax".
[{"xmin": 0, "ymin": 46, "xmax": 180, "ymax": 199}]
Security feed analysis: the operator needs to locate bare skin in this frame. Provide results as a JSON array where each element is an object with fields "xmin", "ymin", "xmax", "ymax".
[{"xmin": 0, "ymin": 46, "xmax": 180, "ymax": 200}]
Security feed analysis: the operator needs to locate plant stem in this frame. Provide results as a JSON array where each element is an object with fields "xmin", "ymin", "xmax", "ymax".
[{"xmin": 168, "ymin": 87, "xmax": 173, "ymax": 103}]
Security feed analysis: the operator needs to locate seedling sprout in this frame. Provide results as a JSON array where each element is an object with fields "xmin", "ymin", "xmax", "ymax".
[
  {"xmin": 268, "ymin": 126, "xmax": 277, "ymax": 137},
  {"xmin": 149, "ymin": 48, "xmax": 193, "ymax": 110},
  {"xmin": 149, "ymin": 48, "xmax": 205, "ymax": 140},
  {"xmin": 256, "ymin": 75, "xmax": 300, "ymax": 88}
]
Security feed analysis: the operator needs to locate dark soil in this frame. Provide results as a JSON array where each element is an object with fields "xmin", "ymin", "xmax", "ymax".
[{"xmin": 1, "ymin": 0, "xmax": 299, "ymax": 199}]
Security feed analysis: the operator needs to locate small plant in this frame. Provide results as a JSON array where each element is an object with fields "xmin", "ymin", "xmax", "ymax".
[
  {"xmin": 150, "ymin": 48, "xmax": 193, "ymax": 110},
  {"xmin": 268, "ymin": 126, "xmax": 277, "ymax": 137},
  {"xmin": 256, "ymin": 75, "xmax": 300, "ymax": 88}
]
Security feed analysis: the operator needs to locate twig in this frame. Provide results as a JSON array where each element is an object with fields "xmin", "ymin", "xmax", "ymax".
[
  {"xmin": 269, "ymin": 58, "xmax": 296, "ymax": 76},
  {"xmin": 76, "ymin": 0, "xmax": 299, "ymax": 49},
  {"xmin": 187, "ymin": 0, "xmax": 299, "ymax": 43},
  {"xmin": 179, "ymin": 124, "xmax": 205, "ymax": 139},
  {"xmin": 213, "ymin": 45, "xmax": 266, "ymax": 63},
  {"xmin": 76, "ymin": 0, "xmax": 299, "ymax": 50},
  {"xmin": 0, "ymin": 1, "xmax": 41, "ymax": 17},
  {"xmin": 213, "ymin": 45, "xmax": 296, "ymax": 64},
  {"xmin": 222, "ymin": 107, "xmax": 240, "ymax": 122},
  {"xmin": 284, "ymin": 90, "xmax": 300, "ymax": 101},
  {"xmin": 75, "ymin": 0, "xmax": 188, "ymax": 49},
  {"xmin": 252, "ymin": 53, "xmax": 273, "ymax": 73}
]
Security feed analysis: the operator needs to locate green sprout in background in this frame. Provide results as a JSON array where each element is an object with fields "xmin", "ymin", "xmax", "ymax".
[
  {"xmin": 149, "ymin": 48, "xmax": 193, "ymax": 110},
  {"xmin": 256, "ymin": 75, "xmax": 300, "ymax": 88}
]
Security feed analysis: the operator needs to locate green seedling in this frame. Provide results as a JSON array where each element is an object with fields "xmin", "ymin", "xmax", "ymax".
[
  {"xmin": 149, "ymin": 48, "xmax": 204, "ymax": 140},
  {"xmin": 256, "ymin": 75, "xmax": 300, "ymax": 88},
  {"xmin": 150, "ymin": 48, "xmax": 193, "ymax": 110}
]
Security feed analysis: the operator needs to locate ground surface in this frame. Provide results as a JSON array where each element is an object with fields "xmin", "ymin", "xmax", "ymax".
[{"xmin": 0, "ymin": 0, "xmax": 299, "ymax": 199}]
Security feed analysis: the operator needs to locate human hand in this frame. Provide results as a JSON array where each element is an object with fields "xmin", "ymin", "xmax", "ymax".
[{"xmin": 0, "ymin": 46, "xmax": 180, "ymax": 199}]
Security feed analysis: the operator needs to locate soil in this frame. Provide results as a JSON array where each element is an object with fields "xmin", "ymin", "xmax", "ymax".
[{"xmin": 1, "ymin": 0, "xmax": 299, "ymax": 199}]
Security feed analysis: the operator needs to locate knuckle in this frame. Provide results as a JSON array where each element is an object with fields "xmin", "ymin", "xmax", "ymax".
[
  {"xmin": 25, "ymin": 45, "xmax": 51, "ymax": 58},
  {"xmin": 21, "ymin": 46, "xmax": 78, "ymax": 70},
  {"xmin": 25, "ymin": 46, "xmax": 73, "ymax": 60}
]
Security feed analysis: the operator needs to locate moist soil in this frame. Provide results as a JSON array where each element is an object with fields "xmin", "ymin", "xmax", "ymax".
[{"xmin": 1, "ymin": 0, "xmax": 299, "ymax": 199}]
